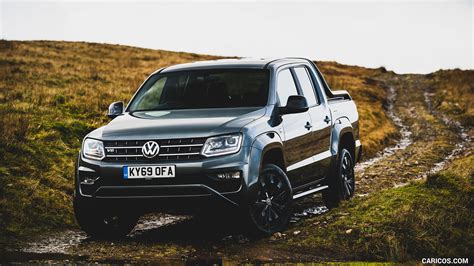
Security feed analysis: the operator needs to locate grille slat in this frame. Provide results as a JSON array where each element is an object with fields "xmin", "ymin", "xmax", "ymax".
[{"xmin": 103, "ymin": 137, "xmax": 206, "ymax": 162}]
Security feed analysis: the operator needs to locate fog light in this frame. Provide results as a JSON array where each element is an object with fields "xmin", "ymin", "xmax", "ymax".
[
  {"xmin": 81, "ymin": 176, "xmax": 99, "ymax": 185},
  {"xmin": 216, "ymin": 171, "xmax": 241, "ymax": 179}
]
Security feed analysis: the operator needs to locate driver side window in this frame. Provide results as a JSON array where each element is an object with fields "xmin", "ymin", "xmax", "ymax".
[{"xmin": 276, "ymin": 69, "xmax": 298, "ymax": 106}]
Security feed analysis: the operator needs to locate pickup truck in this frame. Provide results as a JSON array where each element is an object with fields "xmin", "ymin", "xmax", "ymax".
[{"xmin": 74, "ymin": 58, "xmax": 362, "ymax": 237}]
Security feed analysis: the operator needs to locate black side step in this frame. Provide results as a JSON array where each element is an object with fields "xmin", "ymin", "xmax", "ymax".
[{"xmin": 293, "ymin": 185, "xmax": 328, "ymax": 200}]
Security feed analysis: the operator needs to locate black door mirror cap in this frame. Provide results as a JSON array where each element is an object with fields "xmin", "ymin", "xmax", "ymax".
[
  {"xmin": 108, "ymin": 101, "xmax": 124, "ymax": 119},
  {"xmin": 279, "ymin": 95, "xmax": 309, "ymax": 115}
]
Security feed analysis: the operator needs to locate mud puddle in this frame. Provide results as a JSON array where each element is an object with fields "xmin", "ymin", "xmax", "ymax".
[
  {"xmin": 20, "ymin": 213, "xmax": 189, "ymax": 256},
  {"xmin": 21, "ymin": 230, "xmax": 87, "ymax": 254},
  {"xmin": 292, "ymin": 205, "xmax": 329, "ymax": 222}
]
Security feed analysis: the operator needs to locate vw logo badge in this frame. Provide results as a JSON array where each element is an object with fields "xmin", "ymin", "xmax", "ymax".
[{"xmin": 142, "ymin": 141, "xmax": 160, "ymax": 158}]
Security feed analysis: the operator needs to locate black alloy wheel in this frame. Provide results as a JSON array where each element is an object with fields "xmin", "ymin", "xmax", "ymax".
[
  {"xmin": 322, "ymin": 148, "xmax": 355, "ymax": 208},
  {"xmin": 249, "ymin": 164, "xmax": 293, "ymax": 235},
  {"xmin": 340, "ymin": 149, "xmax": 355, "ymax": 199}
]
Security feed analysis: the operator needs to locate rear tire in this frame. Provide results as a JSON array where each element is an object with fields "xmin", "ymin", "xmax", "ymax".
[
  {"xmin": 322, "ymin": 148, "xmax": 355, "ymax": 209},
  {"xmin": 247, "ymin": 164, "xmax": 293, "ymax": 236},
  {"xmin": 74, "ymin": 197, "xmax": 139, "ymax": 239}
]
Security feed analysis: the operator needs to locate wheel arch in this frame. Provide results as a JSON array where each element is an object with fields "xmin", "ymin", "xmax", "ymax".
[
  {"xmin": 331, "ymin": 117, "xmax": 356, "ymax": 160},
  {"xmin": 247, "ymin": 132, "xmax": 287, "ymax": 194}
]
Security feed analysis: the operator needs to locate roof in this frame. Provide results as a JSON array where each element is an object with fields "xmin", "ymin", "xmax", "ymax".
[{"xmin": 160, "ymin": 57, "xmax": 311, "ymax": 73}]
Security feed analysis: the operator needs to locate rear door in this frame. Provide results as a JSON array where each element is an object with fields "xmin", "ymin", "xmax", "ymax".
[
  {"xmin": 293, "ymin": 66, "xmax": 332, "ymax": 178},
  {"xmin": 276, "ymin": 68, "xmax": 316, "ymax": 187}
]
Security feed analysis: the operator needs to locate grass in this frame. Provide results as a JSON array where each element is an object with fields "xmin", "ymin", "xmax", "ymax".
[
  {"xmin": 0, "ymin": 40, "xmax": 396, "ymax": 247},
  {"xmin": 282, "ymin": 153, "xmax": 473, "ymax": 262},
  {"xmin": 425, "ymin": 69, "xmax": 474, "ymax": 127}
]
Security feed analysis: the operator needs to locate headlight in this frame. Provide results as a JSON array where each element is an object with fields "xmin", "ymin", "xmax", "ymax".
[
  {"xmin": 82, "ymin": 138, "xmax": 105, "ymax": 160},
  {"xmin": 201, "ymin": 134, "xmax": 242, "ymax": 157}
]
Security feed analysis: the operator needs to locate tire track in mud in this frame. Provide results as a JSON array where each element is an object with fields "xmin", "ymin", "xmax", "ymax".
[
  {"xmin": 421, "ymin": 91, "xmax": 471, "ymax": 178},
  {"xmin": 17, "ymin": 75, "xmax": 470, "ymax": 263},
  {"xmin": 350, "ymin": 75, "xmax": 463, "ymax": 195},
  {"xmin": 354, "ymin": 86, "xmax": 412, "ymax": 175}
]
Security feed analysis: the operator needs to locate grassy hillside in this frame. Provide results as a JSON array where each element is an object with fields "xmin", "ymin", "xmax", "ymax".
[{"xmin": 0, "ymin": 40, "xmax": 395, "ymax": 245}]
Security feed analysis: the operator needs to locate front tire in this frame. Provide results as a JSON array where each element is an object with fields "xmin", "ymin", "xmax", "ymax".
[
  {"xmin": 322, "ymin": 148, "xmax": 355, "ymax": 209},
  {"xmin": 247, "ymin": 164, "xmax": 293, "ymax": 235},
  {"xmin": 74, "ymin": 197, "xmax": 139, "ymax": 239}
]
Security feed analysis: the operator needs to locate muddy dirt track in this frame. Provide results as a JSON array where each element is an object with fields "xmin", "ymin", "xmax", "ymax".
[{"xmin": 6, "ymin": 74, "xmax": 471, "ymax": 263}]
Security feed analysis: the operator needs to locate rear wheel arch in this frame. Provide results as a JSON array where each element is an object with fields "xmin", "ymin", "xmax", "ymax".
[
  {"xmin": 331, "ymin": 117, "xmax": 355, "ymax": 158},
  {"xmin": 324, "ymin": 119, "xmax": 357, "ymax": 208},
  {"xmin": 339, "ymin": 132, "xmax": 355, "ymax": 159}
]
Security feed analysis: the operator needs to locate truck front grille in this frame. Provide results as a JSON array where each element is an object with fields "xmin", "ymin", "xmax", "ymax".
[{"xmin": 103, "ymin": 137, "xmax": 207, "ymax": 162}]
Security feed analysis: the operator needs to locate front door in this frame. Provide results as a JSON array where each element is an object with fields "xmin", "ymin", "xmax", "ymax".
[
  {"xmin": 293, "ymin": 66, "xmax": 332, "ymax": 179},
  {"xmin": 276, "ymin": 68, "xmax": 315, "ymax": 187}
]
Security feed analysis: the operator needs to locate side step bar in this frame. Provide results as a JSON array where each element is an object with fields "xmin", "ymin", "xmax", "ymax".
[{"xmin": 293, "ymin": 185, "xmax": 329, "ymax": 200}]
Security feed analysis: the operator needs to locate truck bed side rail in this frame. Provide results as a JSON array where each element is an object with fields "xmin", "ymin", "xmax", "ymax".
[{"xmin": 327, "ymin": 90, "xmax": 352, "ymax": 101}]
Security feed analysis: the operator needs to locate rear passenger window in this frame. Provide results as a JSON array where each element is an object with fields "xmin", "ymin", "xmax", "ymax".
[
  {"xmin": 276, "ymin": 69, "xmax": 298, "ymax": 106},
  {"xmin": 294, "ymin": 67, "xmax": 318, "ymax": 106}
]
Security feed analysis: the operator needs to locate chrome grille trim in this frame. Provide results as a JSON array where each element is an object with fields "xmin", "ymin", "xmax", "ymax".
[
  {"xmin": 158, "ymin": 152, "xmax": 200, "ymax": 156},
  {"xmin": 160, "ymin": 144, "xmax": 204, "ymax": 148},
  {"xmin": 103, "ymin": 137, "xmax": 207, "ymax": 162},
  {"xmin": 106, "ymin": 154, "xmax": 143, "ymax": 158},
  {"xmin": 105, "ymin": 146, "xmax": 142, "ymax": 149}
]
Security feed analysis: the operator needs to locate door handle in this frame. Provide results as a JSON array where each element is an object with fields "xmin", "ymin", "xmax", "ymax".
[
  {"xmin": 324, "ymin": 116, "xmax": 331, "ymax": 124},
  {"xmin": 305, "ymin": 122, "xmax": 312, "ymax": 130}
]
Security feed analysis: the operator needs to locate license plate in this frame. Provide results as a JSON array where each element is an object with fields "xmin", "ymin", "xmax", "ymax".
[{"xmin": 123, "ymin": 165, "xmax": 175, "ymax": 179}]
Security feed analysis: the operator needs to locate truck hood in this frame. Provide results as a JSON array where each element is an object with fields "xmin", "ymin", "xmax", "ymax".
[{"xmin": 91, "ymin": 107, "xmax": 267, "ymax": 140}]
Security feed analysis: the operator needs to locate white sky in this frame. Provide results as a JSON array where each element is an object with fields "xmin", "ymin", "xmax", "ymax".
[{"xmin": 1, "ymin": 0, "xmax": 472, "ymax": 74}]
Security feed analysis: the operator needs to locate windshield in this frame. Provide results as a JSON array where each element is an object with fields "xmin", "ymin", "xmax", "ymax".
[{"xmin": 127, "ymin": 69, "xmax": 269, "ymax": 112}]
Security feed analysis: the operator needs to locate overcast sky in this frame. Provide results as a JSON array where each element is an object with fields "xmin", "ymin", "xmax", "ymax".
[{"xmin": 1, "ymin": 0, "xmax": 472, "ymax": 74}]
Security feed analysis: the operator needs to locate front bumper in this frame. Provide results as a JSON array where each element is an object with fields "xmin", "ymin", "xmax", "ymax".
[{"xmin": 75, "ymin": 146, "xmax": 253, "ymax": 211}]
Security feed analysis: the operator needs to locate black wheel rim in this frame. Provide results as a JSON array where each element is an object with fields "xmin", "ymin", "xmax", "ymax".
[
  {"xmin": 250, "ymin": 171, "xmax": 291, "ymax": 232},
  {"xmin": 341, "ymin": 152, "xmax": 355, "ymax": 198}
]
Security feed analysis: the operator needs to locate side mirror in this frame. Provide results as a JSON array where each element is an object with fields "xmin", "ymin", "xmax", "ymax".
[
  {"xmin": 108, "ymin": 101, "xmax": 124, "ymax": 119},
  {"xmin": 279, "ymin": 95, "xmax": 309, "ymax": 115}
]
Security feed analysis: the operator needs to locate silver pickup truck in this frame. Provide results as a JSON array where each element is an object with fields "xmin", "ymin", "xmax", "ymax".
[{"xmin": 74, "ymin": 58, "xmax": 362, "ymax": 237}]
